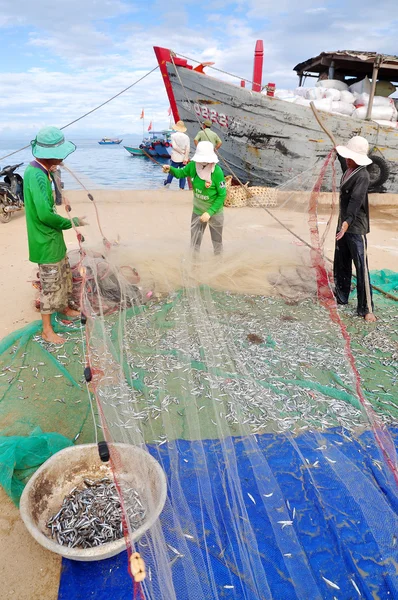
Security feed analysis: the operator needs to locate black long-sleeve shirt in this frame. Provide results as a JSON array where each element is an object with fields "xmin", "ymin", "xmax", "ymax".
[{"xmin": 337, "ymin": 155, "xmax": 370, "ymax": 234}]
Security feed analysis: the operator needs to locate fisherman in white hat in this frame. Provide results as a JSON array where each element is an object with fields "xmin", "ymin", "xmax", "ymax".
[
  {"xmin": 164, "ymin": 120, "xmax": 190, "ymax": 190},
  {"xmin": 163, "ymin": 140, "xmax": 227, "ymax": 254},
  {"xmin": 334, "ymin": 136, "xmax": 376, "ymax": 322}
]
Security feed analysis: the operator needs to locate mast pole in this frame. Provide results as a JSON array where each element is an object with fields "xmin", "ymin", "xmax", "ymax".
[
  {"xmin": 366, "ymin": 55, "xmax": 382, "ymax": 120},
  {"xmin": 252, "ymin": 40, "xmax": 264, "ymax": 92}
]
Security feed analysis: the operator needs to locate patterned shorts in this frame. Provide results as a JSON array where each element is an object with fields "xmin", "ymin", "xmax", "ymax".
[{"xmin": 39, "ymin": 257, "xmax": 73, "ymax": 315}]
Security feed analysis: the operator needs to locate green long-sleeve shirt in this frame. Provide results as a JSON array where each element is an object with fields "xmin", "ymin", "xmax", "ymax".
[
  {"xmin": 24, "ymin": 164, "xmax": 78, "ymax": 264},
  {"xmin": 169, "ymin": 162, "xmax": 226, "ymax": 216}
]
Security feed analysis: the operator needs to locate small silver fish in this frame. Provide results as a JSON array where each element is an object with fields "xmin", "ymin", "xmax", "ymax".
[
  {"xmin": 322, "ymin": 576, "xmax": 340, "ymax": 590},
  {"xmin": 278, "ymin": 520, "xmax": 293, "ymax": 529}
]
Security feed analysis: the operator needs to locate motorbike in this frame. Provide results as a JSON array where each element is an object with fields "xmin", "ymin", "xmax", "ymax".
[{"xmin": 0, "ymin": 163, "xmax": 24, "ymax": 223}]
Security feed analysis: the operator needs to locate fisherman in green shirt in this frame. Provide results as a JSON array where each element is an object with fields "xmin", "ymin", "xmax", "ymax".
[
  {"xmin": 194, "ymin": 119, "xmax": 222, "ymax": 150},
  {"xmin": 163, "ymin": 141, "xmax": 227, "ymax": 254},
  {"xmin": 24, "ymin": 126, "xmax": 87, "ymax": 344}
]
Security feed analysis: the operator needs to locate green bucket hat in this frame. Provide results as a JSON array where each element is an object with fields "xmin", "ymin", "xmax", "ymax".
[{"xmin": 31, "ymin": 126, "xmax": 76, "ymax": 160}]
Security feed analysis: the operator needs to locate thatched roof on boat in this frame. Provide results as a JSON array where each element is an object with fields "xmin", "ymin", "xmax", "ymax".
[{"xmin": 294, "ymin": 51, "xmax": 398, "ymax": 81}]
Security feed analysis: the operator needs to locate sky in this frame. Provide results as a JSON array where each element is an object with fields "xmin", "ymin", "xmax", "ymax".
[{"xmin": 0, "ymin": 0, "xmax": 397, "ymax": 139}]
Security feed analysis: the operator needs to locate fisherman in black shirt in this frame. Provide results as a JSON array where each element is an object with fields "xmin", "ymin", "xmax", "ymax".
[{"xmin": 334, "ymin": 136, "xmax": 376, "ymax": 322}]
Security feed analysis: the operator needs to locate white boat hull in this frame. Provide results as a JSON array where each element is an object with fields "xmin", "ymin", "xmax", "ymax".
[{"xmin": 167, "ymin": 63, "xmax": 398, "ymax": 193}]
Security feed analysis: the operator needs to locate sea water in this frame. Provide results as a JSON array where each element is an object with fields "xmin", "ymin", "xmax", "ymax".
[{"xmin": 0, "ymin": 137, "xmax": 171, "ymax": 190}]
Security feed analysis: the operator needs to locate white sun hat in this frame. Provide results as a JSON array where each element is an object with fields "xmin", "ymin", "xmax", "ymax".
[
  {"xmin": 336, "ymin": 136, "xmax": 372, "ymax": 166},
  {"xmin": 192, "ymin": 140, "xmax": 219, "ymax": 164}
]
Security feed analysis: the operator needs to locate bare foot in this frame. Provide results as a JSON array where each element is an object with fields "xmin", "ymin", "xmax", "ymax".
[
  {"xmin": 42, "ymin": 331, "xmax": 66, "ymax": 344},
  {"xmin": 364, "ymin": 313, "xmax": 377, "ymax": 323},
  {"xmin": 64, "ymin": 307, "xmax": 80, "ymax": 317}
]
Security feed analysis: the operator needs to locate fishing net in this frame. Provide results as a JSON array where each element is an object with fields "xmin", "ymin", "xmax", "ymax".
[{"xmin": 1, "ymin": 153, "xmax": 398, "ymax": 599}]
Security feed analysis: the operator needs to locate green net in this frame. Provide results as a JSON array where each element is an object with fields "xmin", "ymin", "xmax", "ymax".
[
  {"xmin": 0, "ymin": 317, "xmax": 96, "ymax": 504},
  {"xmin": 0, "ymin": 427, "xmax": 72, "ymax": 506},
  {"xmin": 1, "ymin": 271, "xmax": 397, "ymax": 505}
]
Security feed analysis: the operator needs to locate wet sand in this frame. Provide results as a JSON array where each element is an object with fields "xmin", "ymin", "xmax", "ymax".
[{"xmin": 0, "ymin": 189, "xmax": 397, "ymax": 600}]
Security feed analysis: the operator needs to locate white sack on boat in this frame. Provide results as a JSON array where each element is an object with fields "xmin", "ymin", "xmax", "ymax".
[
  {"xmin": 340, "ymin": 90, "xmax": 355, "ymax": 104},
  {"xmin": 294, "ymin": 87, "xmax": 309, "ymax": 98},
  {"xmin": 353, "ymin": 105, "xmax": 397, "ymax": 121},
  {"xmin": 312, "ymin": 97, "xmax": 333, "ymax": 112},
  {"xmin": 294, "ymin": 96, "xmax": 332, "ymax": 112},
  {"xmin": 316, "ymin": 79, "xmax": 348, "ymax": 91},
  {"xmin": 324, "ymin": 88, "xmax": 341, "ymax": 101},
  {"xmin": 274, "ymin": 89, "xmax": 295, "ymax": 100},
  {"xmin": 294, "ymin": 87, "xmax": 327, "ymax": 100},
  {"xmin": 355, "ymin": 93, "xmax": 394, "ymax": 108},
  {"xmin": 307, "ymin": 87, "xmax": 326, "ymax": 101},
  {"xmin": 331, "ymin": 101, "xmax": 355, "ymax": 116},
  {"xmin": 349, "ymin": 76, "xmax": 371, "ymax": 95},
  {"xmin": 294, "ymin": 96, "xmax": 311, "ymax": 107}
]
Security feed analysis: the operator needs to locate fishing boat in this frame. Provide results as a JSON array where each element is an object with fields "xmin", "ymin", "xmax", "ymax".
[
  {"xmin": 98, "ymin": 138, "xmax": 123, "ymax": 145},
  {"xmin": 154, "ymin": 46, "xmax": 398, "ymax": 193},
  {"xmin": 124, "ymin": 131, "xmax": 172, "ymax": 158},
  {"xmin": 157, "ymin": 131, "xmax": 173, "ymax": 158},
  {"xmin": 124, "ymin": 146, "xmax": 145, "ymax": 156}
]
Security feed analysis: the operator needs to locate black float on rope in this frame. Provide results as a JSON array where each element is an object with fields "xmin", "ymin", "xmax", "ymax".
[
  {"xmin": 84, "ymin": 366, "xmax": 92, "ymax": 382},
  {"xmin": 98, "ymin": 441, "xmax": 110, "ymax": 462},
  {"xmin": 81, "ymin": 313, "xmax": 87, "ymax": 325}
]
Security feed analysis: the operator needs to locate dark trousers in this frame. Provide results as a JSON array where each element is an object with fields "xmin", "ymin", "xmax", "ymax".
[
  {"xmin": 191, "ymin": 212, "xmax": 223, "ymax": 255},
  {"xmin": 334, "ymin": 233, "xmax": 374, "ymax": 316},
  {"xmin": 165, "ymin": 160, "xmax": 186, "ymax": 189}
]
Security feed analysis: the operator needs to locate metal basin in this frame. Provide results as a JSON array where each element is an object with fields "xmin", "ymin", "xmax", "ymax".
[{"xmin": 19, "ymin": 443, "xmax": 167, "ymax": 561}]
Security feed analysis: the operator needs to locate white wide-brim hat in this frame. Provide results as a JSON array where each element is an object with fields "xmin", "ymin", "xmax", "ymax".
[
  {"xmin": 192, "ymin": 140, "xmax": 219, "ymax": 163},
  {"xmin": 336, "ymin": 135, "xmax": 372, "ymax": 166}
]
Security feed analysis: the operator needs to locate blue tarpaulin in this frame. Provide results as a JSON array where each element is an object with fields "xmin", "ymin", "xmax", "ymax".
[{"xmin": 59, "ymin": 428, "xmax": 398, "ymax": 600}]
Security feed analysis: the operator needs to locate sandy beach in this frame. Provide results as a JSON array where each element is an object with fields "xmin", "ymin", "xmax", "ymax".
[{"xmin": 0, "ymin": 189, "xmax": 397, "ymax": 600}]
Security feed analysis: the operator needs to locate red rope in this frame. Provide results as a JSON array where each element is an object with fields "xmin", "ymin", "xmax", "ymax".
[{"xmin": 61, "ymin": 185, "xmax": 145, "ymax": 598}]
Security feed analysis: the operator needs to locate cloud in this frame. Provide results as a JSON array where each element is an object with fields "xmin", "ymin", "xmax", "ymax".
[
  {"xmin": 1, "ymin": 0, "xmax": 398, "ymax": 139},
  {"xmin": 305, "ymin": 7, "xmax": 327, "ymax": 13},
  {"xmin": 0, "ymin": 0, "xmax": 133, "ymax": 28}
]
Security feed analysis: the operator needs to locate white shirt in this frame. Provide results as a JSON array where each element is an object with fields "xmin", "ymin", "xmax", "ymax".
[{"xmin": 170, "ymin": 132, "xmax": 190, "ymax": 163}]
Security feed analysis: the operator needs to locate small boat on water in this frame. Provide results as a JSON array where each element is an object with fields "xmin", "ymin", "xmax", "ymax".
[
  {"xmin": 154, "ymin": 46, "xmax": 398, "ymax": 192},
  {"xmin": 98, "ymin": 138, "xmax": 123, "ymax": 145},
  {"xmin": 124, "ymin": 131, "xmax": 172, "ymax": 158}
]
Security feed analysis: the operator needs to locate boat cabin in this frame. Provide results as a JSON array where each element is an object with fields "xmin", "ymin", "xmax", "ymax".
[{"xmin": 293, "ymin": 51, "xmax": 398, "ymax": 119}]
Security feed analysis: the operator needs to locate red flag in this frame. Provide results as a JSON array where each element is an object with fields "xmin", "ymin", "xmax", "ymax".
[
  {"xmin": 167, "ymin": 106, "xmax": 172, "ymax": 116},
  {"xmin": 140, "ymin": 109, "xmax": 144, "ymax": 119},
  {"xmin": 148, "ymin": 121, "xmax": 152, "ymax": 131}
]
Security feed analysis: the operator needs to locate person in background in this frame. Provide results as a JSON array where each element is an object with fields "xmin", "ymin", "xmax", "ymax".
[
  {"xmin": 334, "ymin": 135, "xmax": 376, "ymax": 322},
  {"xmin": 24, "ymin": 126, "xmax": 87, "ymax": 344},
  {"xmin": 194, "ymin": 119, "xmax": 222, "ymax": 150},
  {"xmin": 164, "ymin": 120, "xmax": 190, "ymax": 190},
  {"xmin": 163, "ymin": 141, "xmax": 226, "ymax": 254}
]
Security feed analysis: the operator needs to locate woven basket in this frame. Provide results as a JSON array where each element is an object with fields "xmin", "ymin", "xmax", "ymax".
[
  {"xmin": 247, "ymin": 186, "xmax": 278, "ymax": 208},
  {"xmin": 224, "ymin": 176, "xmax": 248, "ymax": 208},
  {"xmin": 224, "ymin": 175, "xmax": 278, "ymax": 208}
]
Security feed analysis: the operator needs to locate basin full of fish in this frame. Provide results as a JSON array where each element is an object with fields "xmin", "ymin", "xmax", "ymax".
[{"xmin": 47, "ymin": 477, "xmax": 146, "ymax": 549}]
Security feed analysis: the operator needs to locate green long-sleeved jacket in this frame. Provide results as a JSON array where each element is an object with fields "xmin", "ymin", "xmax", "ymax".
[
  {"xmin": 24, "ymin": 164, "xmax": 78, "ymax": 264},
  {"xmin": 169, "ymin": 162, "xmax": 226, "ymax": 216}
]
